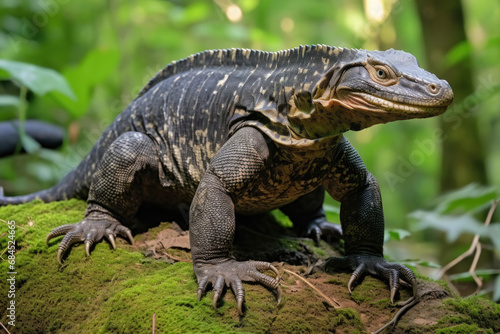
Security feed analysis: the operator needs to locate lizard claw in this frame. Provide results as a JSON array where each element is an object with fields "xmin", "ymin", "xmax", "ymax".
[
  {"xmin": 85, "ymin": 240, "xmax": 92, "ymax": 257},
  {"xmin": 212, "ymin": 275, "xmax": 225, "ymax": 310},
  {"xmin": 105, "ymin": 230, "xmax": 117, "ymax": 250},
  {"xmin": 304, "ymin": 218, "xmax": 342, "ymax": 245},
  {"xmin": 46, "ymin": 217, "xmax": 133, "ymax": 264},
  {"xmin": 194, "ymin": 259, "xmax": 280, "ymax": 314},
  {"xmin": 230, "ymin": 276, "xmax": 245, "ymax": 315},
  {"xmin": 197, "ymin": 276, "xmax": 209, "ymax": 302},
  {"xmin": 323, "ymin": 254, "xmax": 417, "ymax": 304},
  {"xmin": 347, "ymin": 262, "xmax": 366, "ymax": 293}
]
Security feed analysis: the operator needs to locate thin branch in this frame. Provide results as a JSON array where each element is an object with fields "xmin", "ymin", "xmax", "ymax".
[
  {"xmin": 469, "ymin": 242, "xmax": 483, "ymax": 292},
  {"xmin": 0, "ymin": 321, "xmax": 11, "ymax": 334},
  {"xmin": 373, "ymin": 297, "xmax": 419, "ymax": 334},
  {"xmin": 437, "ymin": 198, "xmax": 499, "ymax": 292},
  {"xmin": 160, "ymin": 250, "xmax": 192, "ymax": 263},
  {"xmin": 437, "ymin": 234, "xmax": 480, "ymax": 278},
  {"xmin": 282, "ymin": 268, "xmax": 340, "ymax": 308},
  {"xmin": 152, "ymin": 313, "xmax": 156, "ymax": 334}
]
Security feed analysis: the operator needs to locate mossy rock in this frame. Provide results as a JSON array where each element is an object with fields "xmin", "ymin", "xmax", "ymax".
[{"xmin": 0, "ymin": 200, "xmax": 499, "ymax": 333}]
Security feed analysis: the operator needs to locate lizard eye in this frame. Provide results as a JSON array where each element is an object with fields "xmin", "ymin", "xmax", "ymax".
[
  {"xmin": 376, "ymin": 69, "xmax": 387, "ymax": 79},
  {"xmin": 368, "ymin": 63, "xmax": 398, "ymax": 86}
]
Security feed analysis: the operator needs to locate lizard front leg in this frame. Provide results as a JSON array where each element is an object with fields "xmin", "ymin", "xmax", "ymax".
[
  {"xmin": 190, "ymin": 127, "xmax": 280, "ymax": 315},
  {"xmin": 46, "ymin": 132, "xmax": 159, "ymax": 263},
  {"xmin": 322, "ymin": 137, "xmax": 417, "ymax": 304}
]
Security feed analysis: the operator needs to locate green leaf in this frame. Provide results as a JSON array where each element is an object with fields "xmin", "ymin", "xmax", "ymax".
[
  {"xmin": 269, "ymin": 209, "xmax": 293, "ymax": 228},
  {"xmin": 323, "ymin": 204, "xmax": 340, "ymax": 214},
  {"xmin": 416, "ymin": 260, "xmax": 441, "ymax": 268},
  {"xmin": 444, "ymin": 41, "xmax": 472, "ymax": 67},
  {"xmin": 21, "ymin": 134, "xmax": 41, "ymax": 154},
  {"xmin": 388, "ymin": 228, "xmax": 411, "ymax": 241},
  {"xmin": 51, "ymin": 48, "xmax": 120, "ymax": 118},
  {"xmin": 410, "ymin": 210, "xmax": 485, "ymax": 242},
  {"xmin": 399, "ymin": 259, "xmax": 441, "ymax": 269},
  {"xmin": 410, "ymin": 210, "xmax": 500, "ymax": 254},
  {"xmin": 494, "ymin": 276, "xmax": 500, "ymax": 302},
  {"xmin": 434, "ymin": 183, "xmax": 499, "ymax": 214},
  {"xmin": 0, "ymin": 95, "xmax": 20, "ymax": 107},
  {"xmin": 486, "ymin": 224, "xmax": 500, "ymax": 251},
  {"xmin": 323, "ymin": 204, "xmax": 340, "ymax": 224},
  {"xmin": 0, "ymin": 60, "xmax": 76, "ymax": 99},
  {"xmin": 448, "ymin": 269, "xmax": 500, "ymax": 282}
]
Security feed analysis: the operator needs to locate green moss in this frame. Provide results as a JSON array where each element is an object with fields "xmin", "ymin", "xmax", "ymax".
[
  {"xmin": 327, "ymin": 277, "xmax": 344, "ymax": 285},
  {"xmin": 436, "ymin": 324, "xmax": 493, "ymax": 334},
  {"xmin": 0, "ymin": 200, "xmax": 361, "ymax": 333},
  {"xmin": 439, "ymin": 296, "xmax": 500, "ymax": 332},
  {"xmin": 269, "ymin": 290, "xmax": 365, "ymax": 333},
  {"xmin": 1, "ymin": 200, "xmax": 498, "ymax": 333}
]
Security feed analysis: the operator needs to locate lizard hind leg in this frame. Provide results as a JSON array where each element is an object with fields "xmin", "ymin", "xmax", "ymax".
[{"xmin": 46, "ymin": 131, "xmax": 161, "ymax": 263}]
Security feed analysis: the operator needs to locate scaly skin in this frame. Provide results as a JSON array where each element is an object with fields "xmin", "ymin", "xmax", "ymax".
[{"xmin": 0, "ymin": 45, "xmax": 453, "ymax": 314}]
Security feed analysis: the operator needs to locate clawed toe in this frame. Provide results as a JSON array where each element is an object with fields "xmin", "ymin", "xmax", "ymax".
[
  {"xmin": 323, "ymin": 254, "xmax": 417, "ymax": 304},
  {"xmin": 347, "ymin": 262, "xmax": 366, "ymax": 293},
  {"xmin": 46, "ymin": 218, "xmax": 134, "ymax": 264},
  {"xmin": 305, "ymin": 219, "xmax": 343, "ymax": 245},
  {"xmin": 194, "ymin": 259, "xmax": 280, "ymax": 314}
]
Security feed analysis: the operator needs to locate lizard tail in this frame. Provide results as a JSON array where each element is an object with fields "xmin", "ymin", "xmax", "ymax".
[{"xmin": 0, "ymin": 166, "xmax": 90, "ymax": 206}]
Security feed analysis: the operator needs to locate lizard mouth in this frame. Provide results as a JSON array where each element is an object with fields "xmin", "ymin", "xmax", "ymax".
[{"xmin": 346, "ymin": 92, "xmax": 448, "ymax": 116}]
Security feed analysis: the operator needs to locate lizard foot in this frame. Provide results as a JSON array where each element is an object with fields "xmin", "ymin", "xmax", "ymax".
[
  {"xmin": 46, "ymin": 218, "xmax": 134, "ymax": 264},
  {"xmin": 322, "ymin": 254, "xmax": 417, "ymax": 304},
  {"xmin": 194, "ymin": 259, "xmax": 281, "ymax": 315},
  {"xmin": 304, "ymin": 218, "xmax": 342, "ymax": 244}
]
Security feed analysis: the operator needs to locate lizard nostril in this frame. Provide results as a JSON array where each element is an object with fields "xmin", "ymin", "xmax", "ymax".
[{"xmin": 428, "ymin": 83, "xmax": 439, "ymax": 94}]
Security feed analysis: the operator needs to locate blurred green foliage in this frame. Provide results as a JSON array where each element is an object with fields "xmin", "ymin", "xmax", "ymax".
[
  {"xmin": 0, "ymin": 0, "xmax": 499, "ymax": 296},
  {"xmin": 410, "ymin": 184, "xmax": 500, "ymax": 301}
]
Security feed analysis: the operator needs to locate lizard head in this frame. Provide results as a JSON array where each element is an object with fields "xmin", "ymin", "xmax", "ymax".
[{"xmin": 311, "ymin": 48, "xmax": 454, "ymax": 131}]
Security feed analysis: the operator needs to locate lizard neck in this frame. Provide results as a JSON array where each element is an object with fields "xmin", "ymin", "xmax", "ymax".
[
  {"xmin": 287, "ymin": 101, "xmax": 386, "ymax": 139},
  {"xmin": 287, "ymin": 103, "xmax": 351, "ymax": 139}
]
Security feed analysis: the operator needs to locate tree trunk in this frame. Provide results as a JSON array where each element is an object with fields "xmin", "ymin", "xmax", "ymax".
[{"xmin": 416, "ymin": 0, "xmax": 487, "ymax": 191}]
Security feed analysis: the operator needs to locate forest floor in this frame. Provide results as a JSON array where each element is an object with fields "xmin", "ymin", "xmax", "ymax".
[{"xmin": 0, "ymin": 199, "xmax": 499, "ymax": 333}]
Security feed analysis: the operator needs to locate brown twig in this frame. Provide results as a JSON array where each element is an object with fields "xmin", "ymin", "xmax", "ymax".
[
  {"xmin": 160, "ymin": 250, "xmax": 192, "ymax": 263},
  {"xmin": 282, "ymin": 268, "xmax": 340, "ymax": 308},
  {"xmin": 0, "ymin": 321, "xmax": 12, "ymax": 334},
  {"xmin": 152, "ymin": 313, "xmax": 156, "ymax": 334},
  {"xmin": 373, "ymin": 297, "xmax": 419, "ymax": 334},
  {"xmin": 437, "ymin": 198, "xmax": 500, "ymax": 293}
]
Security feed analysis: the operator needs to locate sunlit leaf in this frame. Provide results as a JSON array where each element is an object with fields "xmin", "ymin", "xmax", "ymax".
[
  {"xmin": 410, "ymin": 210, "xmax": 485, "ymax": 242},
  {"xmin": 388, "ymin": 228, "xmax": 411, "ymax": 241},
  {"xmin": 399, "ymin": 259, "xmax": 441, "ymax": 269},
  {"xmin": 323, "ymin": 204, "xmax": 340, "ymax": 224},
  {"xmin": 0, "ymin": 60, "xmax": 75, "ymax": 99},
  {"xmin": 20, "ymin": 134, "xmax": 41, "ymax": 153},
  {"xmin": 269, "ymin": 209, "xmax": 293, "ymax": 228},
  {"xmin": 434, "ymin": 183, "xmax": 498, "ymax": 214},
  {"xmin": 494, "ymin": 276, "xmax": 500, "ymax": 302},
  {"xmin": 487, "ymin": 224, "xmax": 500, "ymax": 251},
  {"xmin": 323, "ymin": 204, "xmax": 340, "ymax": 214},
  {"xmin": 448, "ymin": 269, "xmax": 500, "ymax": 282},
  {"xmin": 169, "ymin": 2, "xmax": 210, "ymax": 26},
  {"xmin": 0, "ymin": 95, "xmax": 20, "ymax": 107},
  {"xmin": 51, "ymin": 48, "xmax": 120, "ymax": 117},
  {"xmin": 444, "ymin": 41, "xmax": 472, "ymax": 67},
  {"xmin": 416, "ymin": 260, "xmax": 441, "ymax": 268},
  {"xmin": 238, "ymin": 0, "xmax": 259, "ymax": 12}
]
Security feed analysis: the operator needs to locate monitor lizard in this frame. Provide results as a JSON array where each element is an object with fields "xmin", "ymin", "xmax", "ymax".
[{"xmin": 0, "ymin": 45, "xmax": 453, "ymax": 314}]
